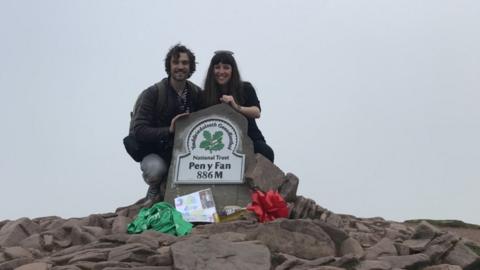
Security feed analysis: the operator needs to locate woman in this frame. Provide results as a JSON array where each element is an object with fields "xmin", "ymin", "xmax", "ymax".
[{"xmin": 202, "ymin": 50, "xmax": 274, "ymax": 162}]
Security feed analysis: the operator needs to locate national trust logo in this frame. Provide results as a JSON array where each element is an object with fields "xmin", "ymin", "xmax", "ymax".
[
  {"xmin": 175, "ymin": 117, "xmax": 245, "ymax": 184},
  {"xmin": 188, "ymin": 118, "xmax": 238, "ymax": 154}
]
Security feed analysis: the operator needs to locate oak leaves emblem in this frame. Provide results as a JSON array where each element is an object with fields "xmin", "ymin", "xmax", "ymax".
[{"xmin": 199, "ymin": 130, "xmax": 224, "ymax": 153}]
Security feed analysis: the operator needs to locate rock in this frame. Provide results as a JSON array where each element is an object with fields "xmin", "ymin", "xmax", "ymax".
[
  {"xmin": 209, "ymin": 232, "xmax": 247, "ymax": 242},
  {"xmin": 61, "ymin": 219, "xmax": 88, "ymax": 229},
  {"xmin": 68, "ymin": 261, "xmax": 95, "ymax": 269},
  {"xmin": 313, "ymin": 220, "xmax": 350, "ymax": 247},
  {"xmin": 171, "ymin": 235, "xmax": 270, "ymax": 270},
  {"xmin": 39, "ymin": 218, "xmax": 66, "ymax": 232},
  {"xmin": 339, "ymin": 237, "xmax": 364, "ymax": 257},
  {"xmin": 85, "ymin": 214, "xmax": 112, "ymax": 230},
  {"xmin": 394, "ymin": 242, "xmax": 410, "ymax": 256},
  {"xmin": 355, "ymin": 260, "xmax": 391, "ymax": 270},
  {"xmin": 192, "ymin": 220, "xmax": 258, "ymax": 235},
  {"xmin": 102, "ymin": 267, "xmax": 172, "ymax": 270},
  {"xmin": 68, "ymin": 249, "xmax": 109, "ymax": 264},
  {"xmin": 326, "ymin": 213, "xmax": 343, "ymax": 228},
  {"xmin": 0, "ymin": 218, "xmax": 40, "ymax": 247},
  {"xmin": 108, "ymin": 243, "xmax": 156, "ymax": 263},
  {"xmin": 290, "ymin": 196, "xmax": 326, "ymax": 219},
  {"xmin": 403, "ymin": 238, "xmax": 431, "ymax": 252},
  {"xmin": 350, "ymin": 232, "xmax": 381, "ymax": 248},
  {"xmin": 126, "ymin": 234, "xmax": 159, "ymax": 249},
  {"xmin": 98, "ymin": 233, "xmax": 130, "ymax": 245},
  {"xmin": 81, "ymin": 226, "xmax": 106, "ymax": 238},
  {"xmin": 365, "ymin": 238, "xmax": 397, "ymax": 259},
  {"xmin": 14, "ymin": 262, "xmax": 50, "ymax": 270},
  {"xmin": 245, "ymin": 154, "xmax": 286, "ymax": 192},
  {"xmin": 443, "ymin": 241, "xmax": 480, "ymax": 270},
  {"xmin": 251, "ymin": 219, "xmax": 336, "ymax": 259},
  {"xmin": 110, "ymin": 216, "xmax": 131, "ymax": 234},
  {"xmin": 331, "ymin": 254, "xmax": 360, "ymax": 269},
  {"xmin": 0, "ymin": 220, "xmax": 8, "ymax": 231},
  {"xmin": 18, "ymin": 234, "xmax": 42, "ymax": 251},
  {"xmin": 64, "ymin": 225, "xmax": 102, "ymax": 246},
  {"xmin": 115, "ymin": 203, "xmax": 143, "ymax": 219},
  {"xmin": 0, "ymin": 253, "xmax": 6, "ymax": 263},
  {"xmin": 138, "ymin": 230, "xmax": 177, "ymax": 246},
  {"xmin": 424, "ymin": 232, "xmax": 459, "ymax": 263},
  {"xmin": 274, "ymin": 253, "xmax": 335, "ymax": 270},
  {"xmin": 422, "ymin": 264, "xmax": 462, "ymax": 270},
  {"xmin": 91, "ymin": 261, "xmax": 132, "ymax": 270},
  {"xmin": 464, "ymin": 240, "xmax": 480, "ymax": 256},
  {"xmin": 355, "ymin": 222, "xmax": 372, "ymax": 233},
  {"xmin": 388, "ymin": 223, "xmax": 411, "ymax": 235},
  {"xmin": 378, "ymin": 253, "xmax": 430, "ymax": 269},
  {"xmin": 3, "ymin": 247, "xmax": 33, "ymax": 260},
  {"xmin": 51, "ymin": 266, "xmax": 81, "ymax": 270},
  {"xmin": 43, "ymin": 234, "xmax": 55, "ymax": 251},
  {"xmin": 278, "ymin": 173, "xmax": 299, "ymax": 202},
  {"xmin": 0, "ymin": 257, "xmax": 33, "ymax": 270},
  {"xmin": 412, "ymin": 221, "xmax": 440, "ymax": 240},
  {"xmin": 146, "ymin": 247, "xmax": 172, "ymax": 266},
  {"xmin": 385, "ymin": 223, "xmax": 412, "ymax": 241},
  {"xmin": 50, "ymin": 247, "xmax": 109, "ymax": 265},
  {"xmin": 289, "ymin": 196, "xmax": 310, "ymax": 219}
]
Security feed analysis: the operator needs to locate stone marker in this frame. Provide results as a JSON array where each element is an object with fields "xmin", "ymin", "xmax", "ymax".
[{"xmin": 164, "ymin": 104, "xmax": 256, "ymax": 212}]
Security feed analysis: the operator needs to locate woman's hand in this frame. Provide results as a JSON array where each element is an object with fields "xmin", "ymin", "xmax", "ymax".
[
  {"xmin": 220, "ymin": 95, "xmax": 260, "ymax": 119},
  {"xmin": 219, "ymin": 95, "xmax": 241, "ymax": 111}
]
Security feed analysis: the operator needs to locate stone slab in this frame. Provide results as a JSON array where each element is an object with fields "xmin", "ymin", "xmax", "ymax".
[{"xmin": 164, "ymin": 104, "xmax": 255, "ymax": 212}]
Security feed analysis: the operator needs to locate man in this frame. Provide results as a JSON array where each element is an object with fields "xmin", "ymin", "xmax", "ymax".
[{"xmin": 130, "ymin": 44, "xmax": 202, "ymax": 201}]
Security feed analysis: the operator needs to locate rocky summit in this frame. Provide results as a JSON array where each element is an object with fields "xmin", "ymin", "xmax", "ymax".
[
  {"xmin": 1, "ymin": 155, "xmax": 480, "ymax": 270},
  {"xmin": 2, "ymin": 202, "xmax": 480, "ymax": 269}
]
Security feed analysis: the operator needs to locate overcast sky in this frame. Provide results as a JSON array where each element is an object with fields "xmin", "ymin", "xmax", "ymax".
[{"xmin": 1, "ymin": 0, "xmax": 479, "ymax": 224}]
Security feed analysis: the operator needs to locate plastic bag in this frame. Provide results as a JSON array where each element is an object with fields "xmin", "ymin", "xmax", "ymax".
[{"xmin": 127, "ymin": 202, "xmax": 192, "ymax": 236}]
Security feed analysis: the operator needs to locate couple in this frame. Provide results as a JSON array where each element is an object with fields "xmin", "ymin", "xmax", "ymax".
[{"xmin": 129, "ymin": 44, "xmax": 274, "ymax": 200}]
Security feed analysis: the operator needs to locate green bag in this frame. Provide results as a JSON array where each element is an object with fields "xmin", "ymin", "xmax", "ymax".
[{"xmin": 127, "ymin": 202, "xmax": 192, "ymax": 236}]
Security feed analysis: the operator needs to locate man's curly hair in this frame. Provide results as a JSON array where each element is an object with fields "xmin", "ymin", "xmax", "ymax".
[{"xmin": 164, "ymin": 44, "xmax": 196, "ymax": 78}]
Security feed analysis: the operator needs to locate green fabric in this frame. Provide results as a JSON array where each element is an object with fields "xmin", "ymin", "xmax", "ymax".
[{"xmin": 127, "ymin": 202, "xmax": 192, "ymax": 236}]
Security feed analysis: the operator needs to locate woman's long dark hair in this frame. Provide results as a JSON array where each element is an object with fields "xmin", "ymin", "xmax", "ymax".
[{"xmin": 202, "ymin": 52, "xmax": 244, "ymax": 108}]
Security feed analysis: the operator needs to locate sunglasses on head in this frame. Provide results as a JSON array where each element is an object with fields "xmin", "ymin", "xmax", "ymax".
[{"xmin": 214, "ymin": 50, "xmax": 234, "ymax": 55}]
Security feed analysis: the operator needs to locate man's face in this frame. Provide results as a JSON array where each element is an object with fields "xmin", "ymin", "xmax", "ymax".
[{"xmin": 170, "ymin": 52, "xmax": 190, "ymax": 82}]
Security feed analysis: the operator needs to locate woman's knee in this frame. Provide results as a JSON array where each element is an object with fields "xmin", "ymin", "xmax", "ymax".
[{"xmin": 253, "ymin": 141, "xmax": 275, "ymax": 163}]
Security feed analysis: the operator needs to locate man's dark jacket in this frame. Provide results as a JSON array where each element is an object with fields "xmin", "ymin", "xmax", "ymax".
[{"xmin": 129, "ymin": 78, "xmax": 202, "ymax": 157}]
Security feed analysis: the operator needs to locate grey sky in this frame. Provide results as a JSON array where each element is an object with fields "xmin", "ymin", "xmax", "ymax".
[{"xmin": 1, "ymin": 0, "xmax": 479, "ymax": 224}]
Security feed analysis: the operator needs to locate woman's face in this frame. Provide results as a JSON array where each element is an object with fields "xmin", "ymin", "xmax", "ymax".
[{"xmin": 213, "ymin": 63, "xmax": 232, "ymax": 86}]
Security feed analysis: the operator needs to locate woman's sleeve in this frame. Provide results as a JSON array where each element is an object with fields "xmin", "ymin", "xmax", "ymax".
[{"xmin": 243, "ymin": 82, "xmax": 261, "ymax": 111}]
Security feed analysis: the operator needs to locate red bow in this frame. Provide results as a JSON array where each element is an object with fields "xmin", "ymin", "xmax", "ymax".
[{"xmin": 247, "ymin": 190, "xmax": 289, "ymax": 223}]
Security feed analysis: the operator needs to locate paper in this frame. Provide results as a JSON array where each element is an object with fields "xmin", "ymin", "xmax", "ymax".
[{"xmin": 174, "ymin": 188, "xmax": 217, "ymax": 223}]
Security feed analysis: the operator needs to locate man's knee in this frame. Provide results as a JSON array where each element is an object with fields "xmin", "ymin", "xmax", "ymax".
[{"xmin": 140, "ymin": 153, "xmax": 168, "ymax": 185}]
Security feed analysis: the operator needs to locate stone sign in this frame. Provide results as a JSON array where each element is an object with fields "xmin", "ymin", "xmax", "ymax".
[
  {"xmin": 175, "ymin": 117, "xmax": 245, "ymax": 184},
  {"xmin": 164, "ymin": 104, "xmax": 256, "ymax": 212}
]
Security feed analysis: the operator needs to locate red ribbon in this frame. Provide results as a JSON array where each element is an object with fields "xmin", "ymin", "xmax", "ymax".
[{"xmin": 247, "ymin": 190, "xmax": 289, "ymax": 223}]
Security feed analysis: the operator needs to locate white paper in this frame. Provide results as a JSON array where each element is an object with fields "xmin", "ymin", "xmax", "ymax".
[{"xmin": 174, "ymin": 188, "xmax": 217, "ymax": 223}]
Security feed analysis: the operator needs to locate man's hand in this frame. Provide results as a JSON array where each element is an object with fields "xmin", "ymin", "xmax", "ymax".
[
  {"xmin": 219, "ymin": 95, "xmax": 241, "ymax": 111},
  {"xmin": 169, "ymin": 113, "xmax": 189, "ymax": 133}
]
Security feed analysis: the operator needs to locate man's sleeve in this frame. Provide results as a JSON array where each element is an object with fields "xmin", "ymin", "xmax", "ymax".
[
  {"xmin": 243, "ymin": 82, "xmax": 261, "ymax": 111},
  {"xmin": 132, "ymin": 87, "xmax": 170, "ymax": 143}
]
